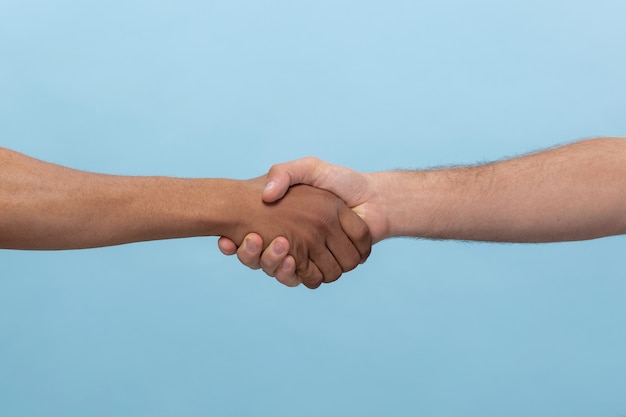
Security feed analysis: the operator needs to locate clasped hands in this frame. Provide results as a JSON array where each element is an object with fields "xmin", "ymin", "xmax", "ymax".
[{"xmin": 222, "ymin": 158, "xmax": 385, "ymax": 289}]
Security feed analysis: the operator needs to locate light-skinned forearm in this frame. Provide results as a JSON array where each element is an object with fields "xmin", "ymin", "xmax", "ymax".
[
  {"xmin": 372, "ymin": 138, "xmax": 626, "ymax": 242},
  {"xmin": 0, "ymin": 148, "xmax": 243, "ymax": 249}
]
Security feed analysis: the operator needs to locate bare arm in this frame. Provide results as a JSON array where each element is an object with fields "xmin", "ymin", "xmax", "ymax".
[
  {"xmin": 0, "ymin": 147, "xmax": 370, "ymax": 288},
  {"xmin": 0, "ymin": 147, "xmax": 243, "ymax": 249},
  {"xmin": 219, "ymin": 137, "xmax": 626, "ymax": 279},
  {"xmin": 371, "ymin": 137, "xmax": 626, "ymax": 242}
]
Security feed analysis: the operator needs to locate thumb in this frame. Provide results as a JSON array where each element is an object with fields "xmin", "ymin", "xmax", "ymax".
[{"xmin": 262, "ymin": 157, "xmax": 326, "ymax": 202}]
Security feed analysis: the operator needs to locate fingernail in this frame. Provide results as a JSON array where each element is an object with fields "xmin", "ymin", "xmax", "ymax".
[
  {"xmin": 272, "ymin": 241, "xmax": 286, "ymax": 255},
  {"xmin": 289, "ymin": 273, "xmax": 301, "ymax": 286},
  {"xmin": 245, "ymin": 238, "xmax": 258, "ymax": 253},
  {"xmin": 264, "ymin": 181, "xmax": 276, "ymax": 193}
]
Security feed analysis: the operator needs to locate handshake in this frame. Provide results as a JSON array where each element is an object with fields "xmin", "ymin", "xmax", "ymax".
[
  {"xmin": 3, "ymin": 138, "xmax": 625, "ymax": 287},
  {"xmin": 216, "ymin": 137, "xmax": 626, "ymax": 288},
  {"xmin": 217, "ymin": 157, "xmax": 383, "ymax": 289}
]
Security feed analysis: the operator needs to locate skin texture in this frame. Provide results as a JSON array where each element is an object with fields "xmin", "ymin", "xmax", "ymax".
[
  {"xmin": 0, "ymin": 147, "xmax": 371, "ymax": 289},
  {"xmin": 218, "ymin": 137, "xmax": 626, "ymax": 284}
]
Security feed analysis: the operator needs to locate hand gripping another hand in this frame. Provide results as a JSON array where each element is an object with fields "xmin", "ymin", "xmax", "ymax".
[{"xmin": 223, "ymin": 175, "xmax": 371, "ymax": 289}]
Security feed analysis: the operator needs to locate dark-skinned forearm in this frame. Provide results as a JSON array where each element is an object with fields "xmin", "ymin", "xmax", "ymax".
[{"xmin": 0, "ymin": 148, "xmax": 242, "ymax": 249}]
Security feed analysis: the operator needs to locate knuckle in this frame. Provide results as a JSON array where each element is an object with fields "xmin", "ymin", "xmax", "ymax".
[
  {"xmin": 259, "ymin": 256, "xmax": 278, "ymax": 272},
  {"xmin": 361, "ymin": 243, "xmax": 372, "ymax": 261},
  {"xmin": 303, "ymin": 156, "xmax": 322, "ymax": 166},
  {"xmin": 303, "ymin": 279, "xmax": 322, "ymax": 289},
  {"xmin": 314, "ymin": 212, "xmax": 338, "ymax": 232},
  {"xmin": 297, "ymin": 263, "xmax": 323, "ymax": 290},
  {"xmin": 324, "ymin": 267, "xmax": 342, "ymax": 284},
  {"xmin": 353, "ymin": 220, "xmax": 371, "ymax": 242},
  {"xmin": 261, "ymin": 264, "xmax": 277, "ymax": 276},
  {"xmin": 295, "ymin": 257, "xmax": 310, "ymax": 277},
  {"xmin": 236, "ymin": 252, "xmax": 260, "ymax": 270},
  {"xmin": 343, "ymin": 250, "xmax": 361, "ymax": 272},
  {"xmin": 268, "ymin": 161, "xmax": 284, "ymax": 173},
  {"xmin": 276, "ymin": 273, "xmax": 298, "ymax": 287}
]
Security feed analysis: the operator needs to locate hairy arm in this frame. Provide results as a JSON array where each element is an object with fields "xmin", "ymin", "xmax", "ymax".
[
  {"xmin": 379, "ymin": 137, "xmax": 626, "ymax": 242},
  {"xmin": 0, "ymin": 148, "xmax": 370, "ymax": 287}
]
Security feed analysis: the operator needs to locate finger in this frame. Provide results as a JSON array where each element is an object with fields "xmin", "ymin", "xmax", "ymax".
[
  {"xmin": 296, "ymin": 258, "xmax": 324, "ymax": 289},
  {"xmin": 273, "ymin": 255, "xmax": 300, "ymax": 287},
  {"xmin": 308, "ymin": 245, "xmax": 343, "ymax": 284},
  {"xmin": 338, "ymin": 206, "xmax": 372, "ymax": 264},
  {"xmin": 259, "ymin": 236, "xmax": 290, "ymax": 276},
  {"xmin": 318, "ymin": 204, "xmax": 371, "ymax": 273},
  {"xmin": 324, "ymin": 229, "xmax": 362, "ymax": 273},
  {"xmin": 217, "ymin": 236, "xmax": 238, "ymax": 256},
  {"xmin": 263, "ymin": 157, "xmax": 326, "ymax": 203},
  {"xmin": 235, "ymin": 233, "xmax": 264, "ymax": 270}
]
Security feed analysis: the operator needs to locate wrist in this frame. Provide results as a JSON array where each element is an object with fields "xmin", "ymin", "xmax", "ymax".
[
  {"xmin": 361, "ymin": 171, "xmax": 409, "ymax": 242},
  {"xmin": 369, "ymin": 169, "xmax": 455, "ymax": 240},
  {"xmin": 118, "ymin": 176, "xmax": 245, "ymax": 243}
]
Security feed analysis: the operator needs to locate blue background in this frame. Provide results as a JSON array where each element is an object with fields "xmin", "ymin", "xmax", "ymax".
[{"xmin": 1, "ymin": 1, "xmax": 626, "ymax": 416}]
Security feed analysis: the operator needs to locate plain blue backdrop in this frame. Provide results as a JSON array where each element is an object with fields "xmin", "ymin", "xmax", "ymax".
[{"xmin": 1, "ymin": 1, "xmax": 626, "ymax": 416}]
